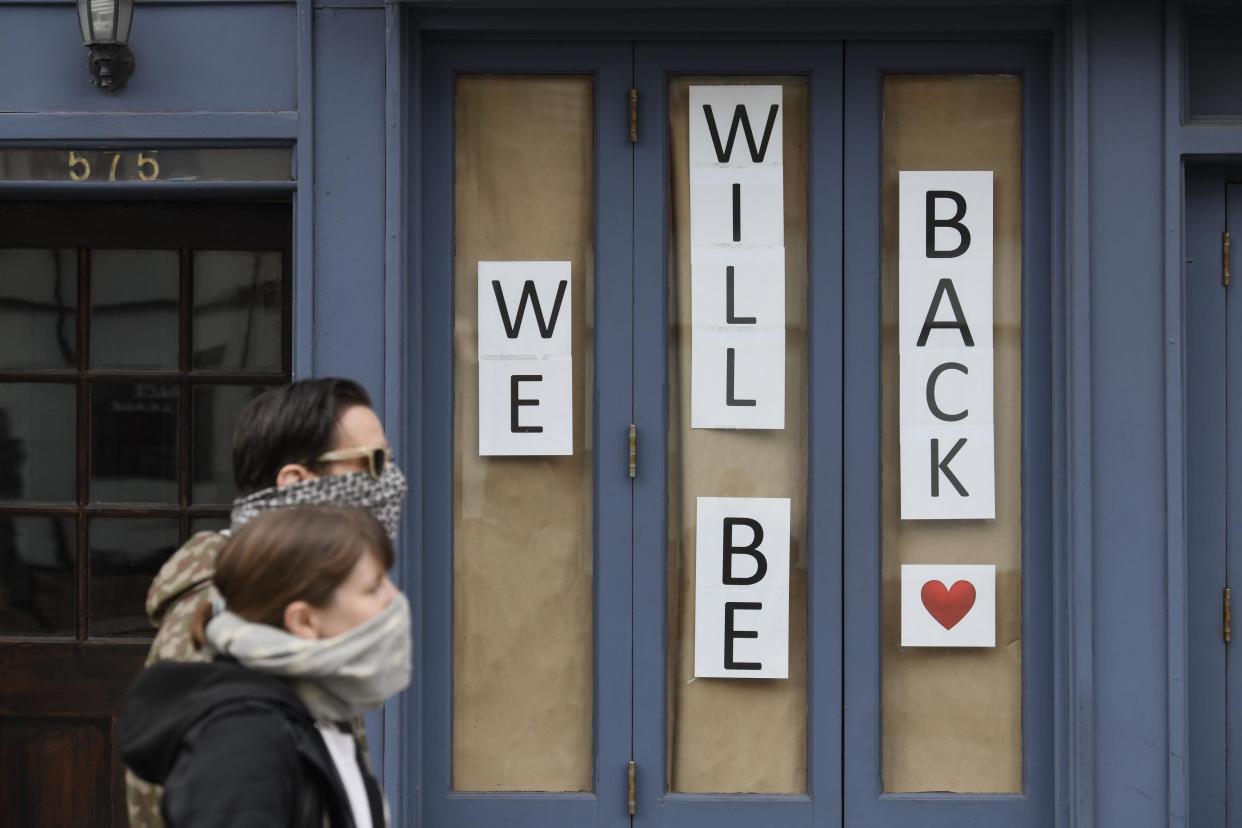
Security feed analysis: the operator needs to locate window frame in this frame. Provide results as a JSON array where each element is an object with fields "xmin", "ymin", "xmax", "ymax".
[{"xmin": 0, "ymin": 201, "xmax": 292, "ymax": 643}]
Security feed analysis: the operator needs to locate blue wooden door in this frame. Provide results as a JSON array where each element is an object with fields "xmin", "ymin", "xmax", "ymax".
[
  {"xmin": 419, "ymin": 34, "xmax": 1052, "ymax": 828},
  {"xmin": 1226, "ymin": 183, "xmax": 1242, "ymax": 826},
  {"xmin": 1187, "ymin": 174, "xmax": 1242, "ymax": 827},
  {"xmin": 419, "ymin": 40, "xmax": 635, "ymax": 828},
  {"xmin": 631, "ymin": 41, "xmax": 843, "ymax": 828},
  {"xmin": 1185, "ymin": 169, "xmax": 1227, "ymax": 827},
  {"xmin": 841, "ymin": 41, "xmax": 1053, "ymax": 828}
]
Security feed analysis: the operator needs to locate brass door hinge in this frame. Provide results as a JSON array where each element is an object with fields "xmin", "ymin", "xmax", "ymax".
[
  {"xmin": 1226, "ymin": 587, "xmax": 1232, "ymax": 643},
  {"xmin": 628, "ymin": 424, "xmax": 637, "ymax": 479},
  {"xmin": 1224, "ymin": 230, "xmax": 1232, "ymax": 288},
  {"xmin": 627, "ymin": 760, "xmax": 637, "ymax": 816},
  {"xmin": 629, "ymin": 88, "xmax": 638, "ymax": 144}
]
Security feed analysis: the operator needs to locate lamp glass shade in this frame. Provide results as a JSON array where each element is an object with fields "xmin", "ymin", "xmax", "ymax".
[{"xmin": 77, "ymin": 0, "xmax": 133, "ymax": 43}]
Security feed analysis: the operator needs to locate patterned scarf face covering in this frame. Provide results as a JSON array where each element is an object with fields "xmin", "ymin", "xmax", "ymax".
[
  {"xmin": 205, "ymin": 592, "xmax": 413, "ymax": 721},
  {"xmin": 230, "ymin": 464, "xmax": 408, "ymax": 539}
]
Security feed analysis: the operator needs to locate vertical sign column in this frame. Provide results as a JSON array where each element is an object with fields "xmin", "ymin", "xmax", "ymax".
[
  {"xmin": 689, "ymin": 86, "xmax": 785, "ymax": 430},
  {"xmin": 898, "ymin": 172, "xmax": 995, "ymax": 519},
  {"xmin": 478, "ymin": 260, "xmax": 573, "ymax": 456}
]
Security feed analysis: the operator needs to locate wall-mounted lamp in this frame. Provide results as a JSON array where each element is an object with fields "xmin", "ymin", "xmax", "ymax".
[{"xmin": 77, "ymin": 0, "xmax": 135, "ymax": 93}]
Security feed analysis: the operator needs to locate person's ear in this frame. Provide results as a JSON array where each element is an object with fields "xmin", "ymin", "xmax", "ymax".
[
  {"xmin": 275, "ymin": 463, "xmax": 317, "ymax": 488},
  {"xmin": 284, "ymin": 600, "xmax": 320, "ymax": 640}
]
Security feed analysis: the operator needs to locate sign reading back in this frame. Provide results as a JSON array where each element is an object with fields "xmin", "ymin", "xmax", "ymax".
[{"xmin": 898, "ymin": 171, "xmax": 996, "ymax": 519}]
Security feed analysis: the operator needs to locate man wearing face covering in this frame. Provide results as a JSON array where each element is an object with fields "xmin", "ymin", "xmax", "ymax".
[{"xmin": 125, "ymin": 378, "xmax": 408, "ymax": 828}]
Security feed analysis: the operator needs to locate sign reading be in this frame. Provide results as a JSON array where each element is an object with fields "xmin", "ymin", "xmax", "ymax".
[{"xmin": 694, "ymin": 497, "xmax": 790, "ymax": 679}]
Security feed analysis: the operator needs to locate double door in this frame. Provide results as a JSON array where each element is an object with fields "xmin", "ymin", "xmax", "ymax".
[{"xmin": 419, "ymin": 38, "xmax": 1050, "ymax": 828}]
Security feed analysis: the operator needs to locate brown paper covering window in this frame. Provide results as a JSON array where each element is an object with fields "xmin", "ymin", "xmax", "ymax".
[
  {"xmin": 452, "ymin": 75, "xmax": 595, "ymax": 793},
  {"xmin": 666, "ymin": 77, "xmax": 809, "ymax": 795},
  {"xmin": 881, "ymin": 75, "xmax": 1024, "ymax": 793}
]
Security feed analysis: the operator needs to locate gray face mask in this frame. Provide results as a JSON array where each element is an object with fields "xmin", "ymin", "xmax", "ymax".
[
  {"xmin": 205, "ymin": 592, "xmax": 413, "ymax": 722},
  {"xmin": 230, "ymin": 464, "xmax": 408, "ymax": 539}
]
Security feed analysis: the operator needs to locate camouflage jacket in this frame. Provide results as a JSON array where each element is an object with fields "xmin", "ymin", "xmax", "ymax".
[
  {"xmin": 125, "ymin": 531, "xmax": 376, "ymax": 828},
  {"xmin": 125, "ymin": 531, "xmax": 224, "ymax": 828}
]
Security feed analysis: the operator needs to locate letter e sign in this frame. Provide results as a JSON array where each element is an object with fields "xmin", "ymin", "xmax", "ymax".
[{"xmin": 694, "ymin": 496, "xmax": 790, "ymax": 679}]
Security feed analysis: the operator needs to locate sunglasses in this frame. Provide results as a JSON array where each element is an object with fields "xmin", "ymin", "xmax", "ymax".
[{"xmin": 315, "ymin": 445, "xmax": 393, "ymax": 480}]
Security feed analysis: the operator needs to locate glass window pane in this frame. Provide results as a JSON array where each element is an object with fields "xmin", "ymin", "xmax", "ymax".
[
  {"xmin": 192, "ymin": 384, "xmax": 274, "ymax": 505},
  {"xmin": 881, "ymin": 74, "xmax": 1023, "ymax": 793},
  {"xmin": 90, "ymin": 383, "xmax": 178, "ymax": 504},
  {"xmin": 453, "ymin": 75, "xmax": 594, "ymax": 793},
  {"xmin": 192, "ymin": 251, "xmax": 282, "ymax": 372},
  {"xmin": 89, "ymin": 518, "xmax": 179, "ymax": 638},
  {"xmin": 0, "ymin": 383, "xmax": 76, "ymax": 503},
  {"xmin": 665, "ymin": 77, "xmax": 809, "ymax": 794},
  {"xmin": 90, "ymin": 250, "xmax": 179, "ymax": 370},
  {"xmin": 0, "ymin": 249, "xmax": 77, "ymax": 369},
  {"xmin": 0, "ymin": 515, "xmax": 76, "ymax": 635}
]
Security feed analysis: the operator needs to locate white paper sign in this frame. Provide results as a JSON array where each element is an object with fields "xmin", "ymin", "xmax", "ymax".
[
  {"xmin": 689, "ymin": 85, "xmax": 785, "ymax": 430},
  {"xmin": 899, "ymin": 171, "xmax": 995, "ymax": 519},
  {"xmin": 694, "ymin": 496, "xmax": 790, "ymax": 679},
  {"xmin": 477, "ymin": 261, "xmax": 572, "ymax": 456},
  {"xmin": 900, "ymin": 564, "xmax": 996, "ymax": 648}
]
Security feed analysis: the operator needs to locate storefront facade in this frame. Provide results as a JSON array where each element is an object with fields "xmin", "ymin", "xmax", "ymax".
[{"xmin": 0, "ymin": 1, "xmax": 1236, "ymax": 826}]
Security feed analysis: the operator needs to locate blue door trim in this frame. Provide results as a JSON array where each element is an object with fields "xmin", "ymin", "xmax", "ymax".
[
  {"xmin": 418, "ymin": 39, "xmax": 635, "ymax": 828},
  {"xmin": 842, "ymin": 39, "xmax": 1054, "ymax": 827},
  {"xmin": 1183, "ymin": 164, "xmax": 1230, "ymax": 827},
  {"xmin": 631, "ymin": 40, "xmax": 843, "ymax": 828}
]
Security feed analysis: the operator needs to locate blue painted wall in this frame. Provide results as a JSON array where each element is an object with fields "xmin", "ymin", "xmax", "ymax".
[
  {"xmin": 1088, "ymin": 0, "xmax": 1169, "ymax": 824},
  {"xmin": 0, "ymin": 3, "xmax": 296, "ymax": 113}
]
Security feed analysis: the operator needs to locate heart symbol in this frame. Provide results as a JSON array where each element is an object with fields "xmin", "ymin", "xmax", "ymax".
[{"xmin": 920, "ymin": 579, "xmax": 976, "ymax": 630}]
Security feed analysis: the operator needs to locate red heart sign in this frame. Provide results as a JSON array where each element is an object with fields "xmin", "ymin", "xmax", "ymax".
[{"xmin": 920, "ymin": 579, "xmax": 977, "ymax": 630}]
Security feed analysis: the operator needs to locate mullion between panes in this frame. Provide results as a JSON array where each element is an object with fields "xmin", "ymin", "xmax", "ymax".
[
  {"xmin": 281, "ymin": 242, "xmax": 292, "ymax": 376},
  {"xmin": 76, "ymin": 243, "xmax": 89, "ymax": 641},
  {"xmin": 179, "ymin": 247, "xmax": 191, "ymax": 541}
]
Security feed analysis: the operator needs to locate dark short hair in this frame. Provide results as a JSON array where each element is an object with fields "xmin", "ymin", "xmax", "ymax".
[{"xmin": 232, "ymin": 378, "xmax": 373, "ymax": 495}]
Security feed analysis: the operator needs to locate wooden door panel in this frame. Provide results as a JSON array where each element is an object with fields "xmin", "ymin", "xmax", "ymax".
[
  {"xmin": 0, "ymin": 645, "xmax": 145, "ymax": 718},
  {"xmin": 0, "ymin": 201, "xmax": 291, "ymax": 828},
  {"xmin": 0, "ymin": 717, "xmax": 112, "ymax": 827}
]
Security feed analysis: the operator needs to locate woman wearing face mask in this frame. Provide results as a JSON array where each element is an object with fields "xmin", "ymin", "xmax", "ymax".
[{"xmin": 119, "ymin": 506, "xmax": 410, "ymax": 828}]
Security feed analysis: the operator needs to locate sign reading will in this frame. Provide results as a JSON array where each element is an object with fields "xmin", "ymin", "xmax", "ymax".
[
  {"xmin": 477, "ymin": 261, "xmax": 572, "ymax": 456},
  {"xmin": 898, "ymin": 171, "xmax": 996, "ymax": 519},
  {"xmin": 694, "ymin": 496, "xmax": 790, "ymax": 679},
  {"xmin": 688, "ymin": 85, "xmax": 786, "ymax": 430}
]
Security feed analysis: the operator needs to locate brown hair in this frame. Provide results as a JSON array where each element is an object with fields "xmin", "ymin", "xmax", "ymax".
[{"xmin": 191, "ymin": 506, "xmax": 393, "ymax": 648}]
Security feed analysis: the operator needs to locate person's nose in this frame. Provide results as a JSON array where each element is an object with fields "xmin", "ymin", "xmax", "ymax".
[{"xmin": 379, "ymin": 577, "xmax": 399, "ymax": 607}]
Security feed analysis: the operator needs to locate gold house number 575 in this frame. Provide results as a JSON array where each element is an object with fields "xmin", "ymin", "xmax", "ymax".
[{"xmin": 67, "ymin": 151, "xmax": 161, "ymax": 182}]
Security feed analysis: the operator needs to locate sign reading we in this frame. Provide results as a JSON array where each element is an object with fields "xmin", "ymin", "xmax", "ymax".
[
  {"xmin": 477, "ymin": 261, "xmax": 572, "ymax": 456},
  {"xmin": 899, "ymin": 171, "xmax": 996, "ymax": 519},
  {"xmin": 689, "ymin": 85, "xmax": 786, "ymax": 430}
]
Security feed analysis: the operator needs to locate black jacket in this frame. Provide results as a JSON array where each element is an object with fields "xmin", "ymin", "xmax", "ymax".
[{"xmin": 119, "ymin": 659, "xmax": 384, "ymax": 828}]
